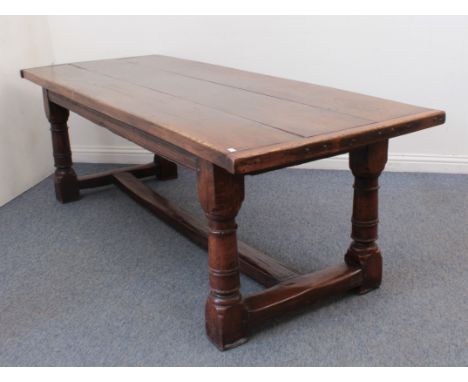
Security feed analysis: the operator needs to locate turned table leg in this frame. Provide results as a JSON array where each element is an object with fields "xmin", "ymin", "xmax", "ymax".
[
  {"xmin": 154, "ymin": 154, "xmax": 178, "ymax": 180},
  {"xmin": 345, "ymin": 140, "xmax": 388, "ymax": 294},
  {"xmin": 197, "ymin": 160, "xmax": 247, "ymax": 350},
  {"xmin": 43, "ymin": 89, "xmax": 79, "ymax": 203}
]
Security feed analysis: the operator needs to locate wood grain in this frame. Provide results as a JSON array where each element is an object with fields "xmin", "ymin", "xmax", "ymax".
[
  {"xmin": 245, "ymin": 264, "xmax": 363, "ymax": 324},
  {"xmin": 135, "ymin": 55, "xmax": 432, "ymax": 121},
  {"xmin": 74, "ymin": 59, "xmax": 370, "ymax": 137},
  {"xmin": 21, "ymin": 55, "xmax": 445, "ymax": 174}
]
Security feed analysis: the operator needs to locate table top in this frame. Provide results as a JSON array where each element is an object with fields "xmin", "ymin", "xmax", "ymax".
[{"xmin": 21, "ymin": 55, "xmax": 445, "ymax": 174}]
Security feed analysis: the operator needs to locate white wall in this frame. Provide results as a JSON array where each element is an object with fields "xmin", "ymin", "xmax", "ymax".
[
  {"xmin": 0, "ymin": 16, "xmax": 55, "ymax": 206},
  {"xmin": 45, "ymin": 16, "xmax": 468, "ymax": 173}
]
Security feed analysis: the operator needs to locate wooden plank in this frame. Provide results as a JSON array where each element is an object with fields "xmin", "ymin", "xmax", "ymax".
[
  {"xmin": 244, "ymin": 264, "xmax": 363, "ymax": 325},
  {"xmin": 22, "ymin": 65, "xmax": 300, "ymax": 170},
  {"xmin": 112, "ymin": 172, "xmax": 299, "ymax": 287},
  {"xmin": 135, "ymin": 55, "xmax": 432, "ymax": 121},
  {"xmin": 74, "ymin": 60, "xmax": 371, "ymax": 138},
  {"xmin": 21, "ymin": 56, "xmax": 445, "ymax": 175},
  {"xmin": 231, "ymin": 110, "xmax": 445, "ymax": 174}
]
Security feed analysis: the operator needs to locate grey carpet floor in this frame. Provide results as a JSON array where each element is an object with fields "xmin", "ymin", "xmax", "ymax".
[{"xmin": 0, "ymin": 163, "xmax": 467, "ymax": 366}]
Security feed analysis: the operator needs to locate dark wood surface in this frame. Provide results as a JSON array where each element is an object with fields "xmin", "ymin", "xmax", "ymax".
[
  {"xmin": 22, "ymin": 55, "xmax": 445, "ymax": 174},
  {"xmin": 25, "ymin": 57, "xmax": 446, "ymax": 351},
  {"xmin": 244, "ymin": 264, "xmax": 363, "ymax": 325}
]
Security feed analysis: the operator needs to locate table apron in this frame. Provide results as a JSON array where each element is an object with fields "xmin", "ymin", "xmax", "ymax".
[{"xmin": 48, "ymin": 91, "xmax": 199, "ymax": 171}]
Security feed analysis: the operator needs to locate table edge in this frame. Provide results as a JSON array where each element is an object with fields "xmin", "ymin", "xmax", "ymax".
[
  {"xmin": 21, "ymin": 67, "xmax": 446, "ymax": 175},
  {"xmin": 230, "ymin": 110, "xmax": 446, "ymax": 174}
]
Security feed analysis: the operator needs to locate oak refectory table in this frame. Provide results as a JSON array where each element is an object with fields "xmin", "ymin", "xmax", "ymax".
[{"xmin": 21, "ymin": 55, "xmax": 445, "ymax": 350}]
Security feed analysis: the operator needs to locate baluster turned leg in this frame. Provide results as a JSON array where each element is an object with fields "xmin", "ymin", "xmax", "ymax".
[
  {"xmin": 154, "ymin": 155, "xmax": 178, "ymax": 180},
  {"xmin": 197, "ymin": 160, "xmax": 247, "ymax": 350},
  {"xmin": 43, "ymin": 90, "xmax": 79, "ymax": 203},
  {"xmin": 345, "ymin": 141, "xmax": 388, "ymax": 294}
]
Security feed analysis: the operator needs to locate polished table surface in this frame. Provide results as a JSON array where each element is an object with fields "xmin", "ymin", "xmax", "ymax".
[{"xmin": 21, "ymin": 55, "xmax": 444, "ymax": 174}]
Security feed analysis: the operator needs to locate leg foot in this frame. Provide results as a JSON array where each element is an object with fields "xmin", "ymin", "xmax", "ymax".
[
  {"xmin": 54, "ymin": 169, "xmax": 79, "ymax": 203},
  {"xmin": 345, "ymin": 246, "xmax": 382, "ymax": 294},
  {"xmin": 205, "ymin": 297, "xmax": 248, "ymax": 350}
]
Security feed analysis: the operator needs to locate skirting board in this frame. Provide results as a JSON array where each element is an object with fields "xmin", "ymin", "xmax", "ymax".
[{"xmin": 71, "ymin": 145, "xmax": 468, "ymax": 174}]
